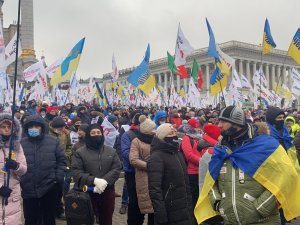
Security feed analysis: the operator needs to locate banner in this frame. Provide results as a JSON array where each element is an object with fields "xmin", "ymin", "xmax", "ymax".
[
  {"xmin": 46, "ymin": 58, "xmax": 63, "ymax": 78},
  {"xmin": 23, "ymin": 61, "xmax": 46, "ymax": 82},
  {"xmin": 5, "ymin": 32, "xmax": 22, "ymax": 67}
]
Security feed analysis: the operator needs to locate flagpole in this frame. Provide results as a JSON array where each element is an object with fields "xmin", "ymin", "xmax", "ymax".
[
  {"xmin": 259, "ymin": 47, "xmax": 263, "ymax": 108},
  {"xmin": 5, "ymin": 0, "xmax": 21, "ymax": 205}
]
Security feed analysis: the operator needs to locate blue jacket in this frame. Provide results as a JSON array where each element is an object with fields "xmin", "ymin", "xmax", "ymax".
[
  {"xmin": 121, "ymin": 128, "xmax": 139, "ymax": 173},
  {"xmin": 154, "ymin": 111, "xmax": 167, "ymax": 128}
]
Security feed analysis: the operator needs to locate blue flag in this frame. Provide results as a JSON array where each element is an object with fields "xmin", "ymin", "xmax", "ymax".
[{"xmin": 206, "ymin": 18, "xmax": 220, "ymax": 60}]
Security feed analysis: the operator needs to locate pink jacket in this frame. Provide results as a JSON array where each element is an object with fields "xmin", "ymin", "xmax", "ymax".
[
  {"xmin": 0, "ymin": 145, "xmax": 27, "ymax": 225},
  {"xmin": 181, "ymin": 135, "xmax": 202, "ymax": 175}
]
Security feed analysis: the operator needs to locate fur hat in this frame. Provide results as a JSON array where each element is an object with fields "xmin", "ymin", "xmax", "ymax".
[
  {"xmin": 203, "ymin": 124, "xmax": 221, "ymax": 141},
  {"xmin": 139, "ymin": 115, "xmax": 156, "ymax": 135},
  {"xmin": 156, "ymin": 123, "xmax": 176, "ymax": 140}
]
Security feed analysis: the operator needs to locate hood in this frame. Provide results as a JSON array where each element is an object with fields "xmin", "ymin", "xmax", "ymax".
[
  {"xmin": 154, "ymin": 111, "xmax": 167, "ymax": 127},
  {"xmin": 285, "ymin": 116, "xmax": 296, "ymax": 125},
  {"xmin": 151, "ymin": 136, "xmax": 178, "ymax": 154},
  {"xmin": 23, "ymin": 114, "xmax": 47, "ymax": 135},
  {"xmin": 0, "ymin": 113, "xmax": 22, "ymax": 151}
]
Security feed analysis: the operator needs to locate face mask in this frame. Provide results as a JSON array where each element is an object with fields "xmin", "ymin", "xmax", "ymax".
[
  {"xmin": 28, "ymin": 128, "xmax": 40, "ymax": 137},
  {"xmin": 159, "ymin": 120, "xmax": 166, "ymax": 125},
  {"xmin": 274, "ymin": 120, "xmax": 284, "ymax": 130},
  {"xmin": 74, "ymin": 125, "xmax": 80, "ymax": 131},
  {"xmin": 40, "ymin": 113, "xmax": 46, "ymax": 118},
  {"xmin": 221, "ymin": 127, "xmax": 238, "ymax": 138},
  {"xmin": 1, "ymin": 135, "xmax": 10, "ymax": 142},
  {"xmin": 87, "ymin": 135, "xmax": 103, "ymax": 150},
  {"xmin": 164, "ymin": 136, "xmax": 179, "ymax": 148}
]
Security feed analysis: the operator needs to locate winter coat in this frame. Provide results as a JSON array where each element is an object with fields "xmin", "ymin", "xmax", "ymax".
[
  {"xmin": 0, "ymin": 114, "xmax": 27, "ymax": 225},
  {"xmin": 294, "ymin": 131, "xmax": 300, "ymax": 164},
  {"xmin": 285, "ymin": 116, "xmax": 299, "ymax": 138},
  {"xmin": 20, "ymin": 115, "xmax": 67, "ymax": 199},
  {"xmin": 181, "ymin": 135, "xmax": 201, "ymax": 175},
  {"xmin": 72, "ymin": 144, "xmax": 122, "ymax": 188},
  {"xmin": 209, "ymin": 123, "xmax": 280, "ymax": 225},
  {"xmin": 147, "ymin": 137, "xmax": 194, "ymax": 225},
  {"xmin": 129, "ymin": 137, "xmax": 154, "ymax": 214},
  {"xmin": 121, "ymin": 127, "xmax": 139, "ymax": 172}
]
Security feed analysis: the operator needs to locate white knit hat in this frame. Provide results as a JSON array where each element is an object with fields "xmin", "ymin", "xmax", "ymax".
[
  {"xmin": 139, "ymin": 115, "xmax": 156, "ymax": 135},
  {"xmin": 156, "ymin": 123, "xmax": 176, "ymax": 140}
]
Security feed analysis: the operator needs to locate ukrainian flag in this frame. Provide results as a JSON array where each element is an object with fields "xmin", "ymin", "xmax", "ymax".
[
  {"xmin": 210, "ymin": 67, "xmax": 227, "ymax": 95},
  {"xmin": 288, "ymin": 28, "xmax": 300, "ymax": 64},
  {"xmin": 50, "ymin": 38, "xmax": 85, "ymax": 86},
  {"xmin": 194, "ymin": 134, "xmax": 300, "ymax": 224},
  {"xmin": 262, "ymin": 18, "xmax": 276, "ymax": 55}
]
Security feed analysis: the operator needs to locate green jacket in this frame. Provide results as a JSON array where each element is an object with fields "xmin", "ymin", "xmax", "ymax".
[{"xmin": 209, "ymin": 124, "xmax": 280, "ymax": 225}]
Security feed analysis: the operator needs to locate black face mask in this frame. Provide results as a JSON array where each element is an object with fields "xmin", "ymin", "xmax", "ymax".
[
  {"xmin": 221, "ymin": 127, "xmax": 238, "ymax": 138},
  {"xmin": 274, "ymin": 120, "xmax": 284, "ymax": 130},
  {"xmin": 86, "ymin": 135, "xmax": 104, "ymax": 150},
  {"xmin": 164, "ymin": 136, "xmax": 179, "ymax": 148},
  {"xmin": 1, "ymin": 135, "xmax": 10, "ymax": 142}
]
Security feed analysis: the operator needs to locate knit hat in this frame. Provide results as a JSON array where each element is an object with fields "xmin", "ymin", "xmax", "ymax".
[
  {"xmin": 51, "ymin": 116, "xmax": 66, "ymax": 128},
  {"xmin": 47, "ymin": 106, "xmax": 59, "ymax": 113},
  {"xmin": 156, "ymin": 123, "xmax": 176, "ymax": 140},
  {"xmin": 219, "ymin": 106, "xmax": 246, "ymax": 126},
  {"xmin": 71, "ymin": 116, "xmax": 81, "ymax": 125},
  {"xmin": 188, "ymin": 118, "xmax": 200, "ymax": 128},
  {"xmin": 266, "ymin": 106, "xmax": 285, "ymax": 125},
  {"xmin": 108, "ymin": 115, "xmax": 118, "ymax": 124},
  {"xmin": 203, "ymin": 124, "xmax": 221, "ymax": 141},
  {"xmin": 139, "ymin": 115, "xmax": 156, "ymax": 135}
]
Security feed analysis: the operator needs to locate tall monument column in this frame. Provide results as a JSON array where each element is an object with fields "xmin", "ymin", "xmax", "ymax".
[{"xmin": 20, "ymin": 0, "xmax": 36, "ymax": 62}]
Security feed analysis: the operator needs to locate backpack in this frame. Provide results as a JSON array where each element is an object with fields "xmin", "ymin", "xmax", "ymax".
[{"xmin": 65, "ymin": 178, "xmax": 95, "ymax": 225}]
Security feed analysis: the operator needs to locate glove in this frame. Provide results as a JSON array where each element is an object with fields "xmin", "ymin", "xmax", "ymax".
[
  {"xmin": 214, "ymin": 200, "xmax": 221, "ymax": 211},
  {"xmin": 93, "ymin": 186, "xmax": 103, "ymax": 194},
  {"xmin": 5, "ymin": 158, "xmax": 19, "ymax": 170},
  {"xmin": 94, "ymin": 178, "xmax": 108, "ymax": 193}
]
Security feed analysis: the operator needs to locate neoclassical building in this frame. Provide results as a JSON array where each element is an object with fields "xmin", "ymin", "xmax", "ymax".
[{"xmin": 102, "ymin": 40, "xmax": 300, "ymax": 94}]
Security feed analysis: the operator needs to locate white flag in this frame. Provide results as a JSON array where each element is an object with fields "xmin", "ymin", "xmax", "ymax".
[
  {"xmin": 174, "ymin": 23, "xmax": 194, "ymax": 66},
  {"xmin": 69, "ymin": 72, "xmax": 79, "ymax": 90},
  {"xmin": 292, "ymin": 81, "xmax": 300, "ymax": 96},
  {"xmin": 231, "ymin": 69, "xmax": 242, "ymax": 88},
  {"xmin": 112, "ymin": 54, "xmax": 119, "ymax": 81},
  {"xmin": 188, "ymin": 79, "xmax": 201, "ymax": 107},
  {"xmin": 23, "ymin": 61, "xmax": 46, "ymax": 82},
  {"xmin": 5, "ymin": 32, "xmax": 22, "ymax": 67},
  {"xmin": 101, "ymin": 118, "xmax": 119, "ymax": 148},
  {"xmin": 291, "ymin": 68, "xmax": 300, "ymax": 84},
  {"xmin": 253, "ymin": 67, "xmax": 267, "ymax": 87},
  {"xmin": 46, "ymin": 58, "xmax": 63, "ymax": 78},
  {"xmin": 216, "ymin": 43, "xmax": 235, "ymax": 69},
  {"xmin": 0, "ymin": 19, "xmax": 6, "ymax": 70},
  {"xmin": 241, "ymin": 75, "xmax": 253, "ymax": 90}
]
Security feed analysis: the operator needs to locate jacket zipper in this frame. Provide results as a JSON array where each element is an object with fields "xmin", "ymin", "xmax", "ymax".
[
  {"xmin": 164, "ymin": 183, "xmax": 173, "ymax": 206},
  {"xmin": 232, "ymin": 168, "xmax": 241, "ymax": 225}
]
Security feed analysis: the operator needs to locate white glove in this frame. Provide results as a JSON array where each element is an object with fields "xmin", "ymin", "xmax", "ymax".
[
  {"xmin": 93, "ymin": 186, "xmax": 103, "ymax": 194},
  {"xmin": 94, "ymin": 178, "xmax": 108, "ymax": 193}
]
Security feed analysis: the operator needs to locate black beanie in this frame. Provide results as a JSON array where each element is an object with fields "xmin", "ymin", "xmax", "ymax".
[
  {"xmin": 266, "ymin": 106, "xmax": 285, "ymax": 125},
  {"xmin": 78, "ymin": 124, "xmax": 89, "ymax": 133},
  {"xmin": 51, "ymin": 116, "xmax": 66, "ymax": 128}
]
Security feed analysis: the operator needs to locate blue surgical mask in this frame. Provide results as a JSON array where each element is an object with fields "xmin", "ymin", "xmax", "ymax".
[{"xmin": 28, "ymin": 128, "xmax": 40, "ymax": 137}]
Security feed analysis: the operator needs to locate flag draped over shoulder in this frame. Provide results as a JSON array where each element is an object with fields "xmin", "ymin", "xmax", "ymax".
[
  {"xmin": 50, "ymin": 38, "xmax": 85, "ymax": 86},
  {"xmin": 288, "ymin": 28, "xmax": 300, "ymax": 65},
  {"xmin": 127, "ymin": 44, "xmax": 155, "ymax": 95},
  {"xmin": 194, "ymin": 134, "xmax": 300, "ymax": 224},
  {"xmin": 262, "ymin": 18, "xmax": 276, "ymax": 55}
]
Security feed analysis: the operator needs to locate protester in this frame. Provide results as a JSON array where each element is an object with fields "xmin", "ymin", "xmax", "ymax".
[
  {"xmin": 69, "ymin": 116, "xmax": 82, "ymax": 145},
  {"xmin": 77, "ymin": 105, "xmax": 91, "ymax": 124},
  {"xmin": 284, "ymin": 115, "xmax": 299, "ymax": 138},
  {"xmin": 0, "ymin": 113, "xmax": 27, "ymax": 225},
  {"xmin": 148, "ymin": 123, "xmax": 194, "ymax": 225},
  {"xmin": 21, "ymin": 114, "xmax": 66, "ymax": 225},
  {"xmin": 71, "ymin": 123, "xmax": 88, "ymax": 152},
  {"xmin": 129, "ymin": 115, "xmax": 155, "ymax": 225},
  {"xmin": 72, "ymin": 124, "xmax": 122, "ymax": 225},
  {"xmin": 154, "ymin": 111, "xmax": 167, "ymax": 128}
]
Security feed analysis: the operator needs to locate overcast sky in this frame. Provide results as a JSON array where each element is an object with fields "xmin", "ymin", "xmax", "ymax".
[{"xmin": 2, "ymin": 0, "xmax": 300, "ymax": 79}]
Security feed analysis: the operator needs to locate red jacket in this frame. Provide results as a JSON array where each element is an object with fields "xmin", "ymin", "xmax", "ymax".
[{"xmin": 181, "ymin": 135, "xmax": 203, "ymax": 175}]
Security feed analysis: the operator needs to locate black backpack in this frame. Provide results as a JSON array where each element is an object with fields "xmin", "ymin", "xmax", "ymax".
[{"xmin": 65, "ymin": 178, "xmax": 95, "ymax": 225}]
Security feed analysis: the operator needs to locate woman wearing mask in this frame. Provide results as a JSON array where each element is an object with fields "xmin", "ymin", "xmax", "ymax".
[
  {"xmin": 148, "ymin": 123, "xmax": 194, "ymax": 225},
  {"xmin": 129, "ymin": 115, "xmax": 156, "ymax": 225},
  {"xmin": 0, "ymin": 113, "xmax": 27, "ymax": 225},
  {"xmin": 72, "ymin": 124, "xmax": 122, "ymax": 225}
]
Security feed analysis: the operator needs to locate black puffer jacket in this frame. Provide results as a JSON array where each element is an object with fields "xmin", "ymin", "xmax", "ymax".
[
  {"xmin": 20, "ymin": 115, "xmax": 67, "ymax": 199},
  {"xmin": 147, "ymin": 137, "xmax": 194, "ymax": 225}
]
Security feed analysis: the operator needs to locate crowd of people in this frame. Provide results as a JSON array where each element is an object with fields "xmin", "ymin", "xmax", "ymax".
[{"xmin": 0, "ymin": 99, "xmax": 299, "ymax": 225}]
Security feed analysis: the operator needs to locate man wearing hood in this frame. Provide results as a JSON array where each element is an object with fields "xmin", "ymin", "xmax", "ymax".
[
  {"xmin": 21, "ymin": 114, "xmax": 66, "ymax": 225},
  {"xmin": 0, "ymin": 113, "xmax": 27, "ymax": 225},
  {"xmin": 72, "ymin": 124, "xmax": 122, "ymax": 225},
  {"xmin": 77, "ymin": 105, "xmax": 91, "ymax": 124}
]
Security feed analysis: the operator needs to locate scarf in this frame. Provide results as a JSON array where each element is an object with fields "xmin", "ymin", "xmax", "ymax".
[
  {"xmin": 267, "ymin": 123, "xmax": 293, "ymax": 150},
  {"xmin": 137, "ymin": 132, "xmax": 154, "ymax": 144}
]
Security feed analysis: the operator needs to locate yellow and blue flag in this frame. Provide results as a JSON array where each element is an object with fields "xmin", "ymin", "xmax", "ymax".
[
  {"xmin": 288, "ymin": 28, "xmax": 300, "ymax": 65},
  {"xmin": 206, "ymin": 18, "xmax": 220, "ymax": 60},
  {"xmin": 262, "ymin": 18, "xmax": 276, "ymax": 55},
  {"xmin": 194, "ymin": 134, "xmax": 300, "ymax": 224},
  {"xmin": 50, "ymin": 38, "xmax": 85, "ymax": 86},
  {"xmin": 210, "ymin": 67, "xmax": 227, "ymax": 95}
]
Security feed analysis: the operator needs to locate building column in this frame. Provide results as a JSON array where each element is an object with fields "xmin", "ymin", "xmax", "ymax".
[
  {"xmin": 288, "ymin": 67, "xmax": 293, "ymax": 89},
  {"xmin": 265, "ymin": 64, "xmax": 270, "ymax": 89},
  {"xmin": 252, "ymin": 62, "xmax": 257, "ymax": 85},
  {"xmin": 276, "ymin": 65, "xmax": 281, "ymax": 85},
  {"xmin": 164, "ymin": 72, "xmax": 168, "ymax": 88},
  {"xmin": 239, "ymin": 60, "xmax": 243, "ymax": 75},
  {"xmin": 176, "ymin": 76, "xmax": 181, "ymax": 91},
  {"xmin": 246, "ymin": 61, "xmax": 251, "ymax": 82},
  {"xmin": 158, "ymin": 73, "xmax": 162, "ymax": 86},
  {"xmin": 282, "ymin": 66, "xmax": 286, "ymax": 86},
  {"xmin": 206, "ymin": 64, "xmax": 210, "ymax": 92},
  {"xmin": 271, "ymin": 64, "xmax": 276, "ymax": 90}
]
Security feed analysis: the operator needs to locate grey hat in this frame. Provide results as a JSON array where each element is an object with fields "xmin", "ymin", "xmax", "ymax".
[{"xmin": 219, "ymin": 106, "xmax": 246, "ymax": 126}]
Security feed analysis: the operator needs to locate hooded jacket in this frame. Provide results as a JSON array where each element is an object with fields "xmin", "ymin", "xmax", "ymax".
[
  {"xmin": 285, "ymin": 116, "xmax": 299, "ymax": 138},
  {"xmin": 0, "ymin": 113, "xmax": 27, "ymax": 225},
  {"xmin": 20, "ymin": 115, "xmax": 66, "ymax": 199}
]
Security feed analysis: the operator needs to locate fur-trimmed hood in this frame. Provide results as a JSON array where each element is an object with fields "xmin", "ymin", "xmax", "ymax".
[{"xmin": 0, "ymin": 113, "xmax": 22, "ymax": 151}]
